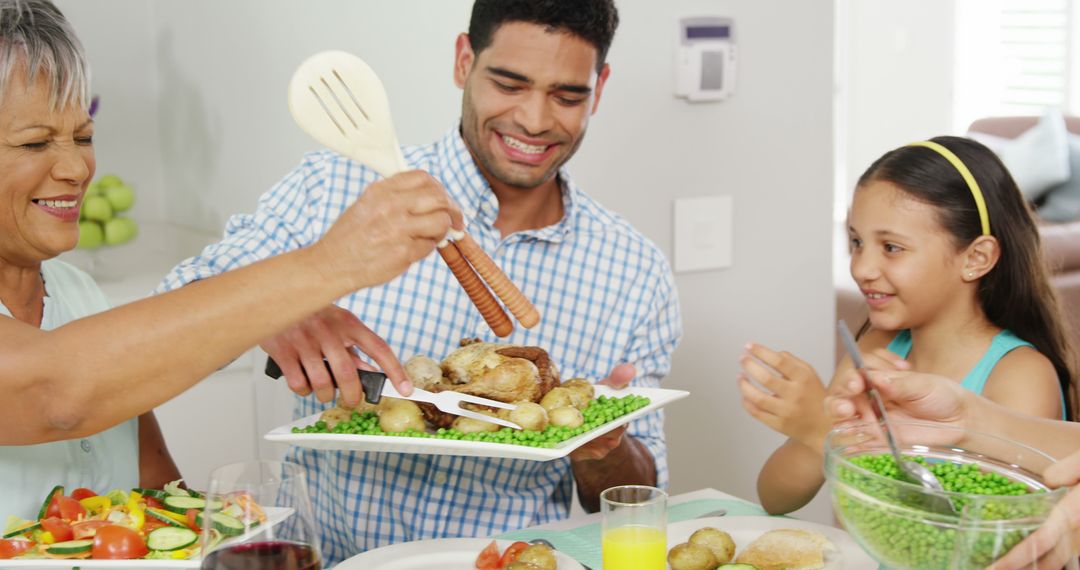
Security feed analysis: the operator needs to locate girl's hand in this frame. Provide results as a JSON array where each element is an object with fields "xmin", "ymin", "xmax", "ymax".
[{"xmin": 738, "ymin": 343, "xmax": 828, "ymax": 446}]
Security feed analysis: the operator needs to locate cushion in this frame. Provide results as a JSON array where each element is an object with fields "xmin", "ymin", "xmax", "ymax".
[
  {"xmin": 968, "ymin": 108, "xmax": 1071, "ymax": 202},
  {"xmin": 1038, "ymin": 135, "xmax": 1080, "ymax": 222}
]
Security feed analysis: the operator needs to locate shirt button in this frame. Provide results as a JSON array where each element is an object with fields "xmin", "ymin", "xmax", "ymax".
[
  {"xmin": 433, "ymin": 472, "xmax": 448, "ymax": 485},
  {"xmin": 80, "ymin": 440, "xmax": 92, "ymax": 453}
]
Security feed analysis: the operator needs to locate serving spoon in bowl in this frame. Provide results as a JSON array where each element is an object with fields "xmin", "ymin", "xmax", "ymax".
[{"xmin": 837, "ymin": 321, "xmax": 959, "ymax": 516}]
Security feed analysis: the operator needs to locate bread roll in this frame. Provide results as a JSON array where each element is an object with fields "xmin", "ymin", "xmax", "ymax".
[{"xmin": 734, "ymin": 528, "xmax": 835, "ymax": 570}]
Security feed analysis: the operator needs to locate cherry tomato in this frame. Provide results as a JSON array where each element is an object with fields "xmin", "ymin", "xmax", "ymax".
[
  {"xmin": 71, "ymin": 519, "xmax": 111, "ymax": 540},
  {"xmin": 91, "ymin": 525, "xmax": 148, "ymax": 560},
  {"xmin": 0, "ymin": 539, "xmax": 34, "ymax": 559},
  {"xmin": 54, "ymin": 495, "xmax": 86, "ymax": 521},
  {"xmin": 498, "ymin": 541, "xmax": 529, "ymax": 567},
  {"xmin": 70, "ymin": 488, "xmax": 97, "ymax": 501},
  {"xmin": 475, "ymin": 540, "xmax": 501, "ymax": 570},
  {"xmin": 40, "ymin": 517, "xmax": 73, "ymax": 543}
]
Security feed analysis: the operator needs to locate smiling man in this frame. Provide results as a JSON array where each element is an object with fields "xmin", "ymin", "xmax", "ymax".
[{"xmin": 159, "ymin": 0, "xmax": 681, "ymax": 563}]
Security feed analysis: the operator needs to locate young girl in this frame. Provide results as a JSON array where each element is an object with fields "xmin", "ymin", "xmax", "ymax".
[{"xmin": 740, "ymin": 136, "xmax": 1077, "ymax": 515}]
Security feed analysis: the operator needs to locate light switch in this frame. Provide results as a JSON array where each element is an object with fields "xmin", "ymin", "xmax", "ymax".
[{"xmin": 674, "ymin": 195, "xmax": 732, "ymax": 272}]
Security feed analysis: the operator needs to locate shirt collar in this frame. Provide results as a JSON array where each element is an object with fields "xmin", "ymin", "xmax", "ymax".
[{"xmin": 433, "ymin": 125, "xmax": 577, "ymax": 244}]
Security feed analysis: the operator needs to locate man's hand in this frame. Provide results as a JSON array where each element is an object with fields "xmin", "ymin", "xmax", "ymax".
[
  {"xmin": 569, "ymin": 363, "xmax": 635, "ymax": 462},
  {"xmin": 260, "ymin": 305, "xmax": 410, "ymax": 406}
]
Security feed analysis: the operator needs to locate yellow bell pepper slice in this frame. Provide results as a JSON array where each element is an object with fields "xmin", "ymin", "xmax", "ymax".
[
  {"xmin": 126, "ymin": 491, "xmax": 144, "ymax": 530},
  {"xmin": 78, "ymin": 496, "xmax": 111, "ymax": 515},
  {"xmin": 146, "ymin": 507, "xmax": 187, "ymax": 525},
  {"xmin": 38, "ymin": 530, "xmax": 55, "ymax": 545}
]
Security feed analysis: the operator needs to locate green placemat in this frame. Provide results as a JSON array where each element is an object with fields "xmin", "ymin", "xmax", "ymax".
[{"xmin": 497, "ymin": 498, "xmax": 769, "ymax": 569}]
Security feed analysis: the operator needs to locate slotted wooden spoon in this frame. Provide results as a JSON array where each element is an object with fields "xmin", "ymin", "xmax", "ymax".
[{"xmin": 287, "ymin": 50, "xmax": 540, "ymax": 336}]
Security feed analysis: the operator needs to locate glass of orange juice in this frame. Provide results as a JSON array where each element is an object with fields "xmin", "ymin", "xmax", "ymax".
[{"xmin": 601, "ymin": 485, "xmax": 667, "ymax": 570}]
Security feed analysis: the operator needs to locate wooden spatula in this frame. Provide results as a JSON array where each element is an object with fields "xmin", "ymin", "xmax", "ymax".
[{"xmin": 287, "ymin": 50, "xmax": 540, "ymax": 336}]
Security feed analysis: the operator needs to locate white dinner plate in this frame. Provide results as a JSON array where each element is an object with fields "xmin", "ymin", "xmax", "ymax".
[
  {"xmin": 336, "ymin": 537, "xmax": 585, "ymax": 570},
  {"xmin": 2, "ymin": 506, "xmax": 293, "ymax": 569},
  {"xmin": 265, "ymin": 386, "xmax": 688, "ymax": 461},
  {"xmin": 666, "ymin": 516, "xmax": 876, "ymax": 569}
]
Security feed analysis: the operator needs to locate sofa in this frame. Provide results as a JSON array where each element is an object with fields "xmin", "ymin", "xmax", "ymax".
[{"xmin": 836, "ymin": 116, "xmax": 1080, "ymax": 364}]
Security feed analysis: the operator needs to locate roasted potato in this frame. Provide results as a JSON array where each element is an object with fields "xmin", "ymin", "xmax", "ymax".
[
  {"xmin": 318, "ymin": 406, "xmax": 354, "ymax": 430},
  {"xmin": 561, "ymin": 378, "xmax": 594, "ymax": 409},
  {"xmin": 451, "ymin": 411, "xmax": 502, "ymax": 433},
  {"xmin": 515, "ymin": 544, "xmax": 557, "ymax": 569},
  {"xmin": 404, "ymin": 355, "xmax": 443, "ymax": 390},
  {"xmin": 689, "ymin": 527, "xmax": 736, "ymax": 564},
  {"xmin": 377, "ymin": 398, "xmax": 425, "ymax": 432},
  {"xmin": 548, "ymin": 406, "xmax": 584, "ymax": 428},
  {"xmin": 667, "ymin": 542, "xmax": 718, "ymax": 570},
  {"xmin": 502, "ymin": 401, "xmax": 549, "ymax": 431},
  {"xmin": 540, "ymin": 387, "xmax": 574, "ymax": 412}
]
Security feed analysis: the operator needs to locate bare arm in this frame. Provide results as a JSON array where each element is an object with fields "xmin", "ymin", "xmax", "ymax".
[
  {"xmin": 572, "ymin": 428, "xmax": 657, "ymax": 513},
  {"xmin": 755, "ymin": 439, "xmax": 827, "ymax": 515},
  {"xmin": 982, "ymin": 346, "xmax": 1064, "ymax": 420},
  {"xmin": 0, "ymin": 172, "xmax": 459, "ymax": 445},
  {"xmin": 138, "ymin": 412, "xmax": 181, "ymax": 489}
]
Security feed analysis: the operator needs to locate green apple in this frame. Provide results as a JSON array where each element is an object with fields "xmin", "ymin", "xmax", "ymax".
[
  {"xmin": 77, "ymin": 220, "xmax": 104, "ymax": 249},
  {"xmin": 84, "ymin": 180, "xmax": 103, "ymax": 198},
  {"xmin": 96, "ymin": 174, "xmax": 124, "ymax": 189},
  {"xmin": 81, "ymin": 195, "xmax": 113, "ymax": 222},
  {"xmin": 104, "ymin": 184, "xmax": 134, "ymax": 212},
  {"xmin": 104, "ymin": 217, "xmax": 137, "ymax": 245}
]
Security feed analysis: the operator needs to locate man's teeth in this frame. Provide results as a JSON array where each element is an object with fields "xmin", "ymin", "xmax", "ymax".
[
  {"xmin": 35, "ymin": 199, "xmax": 77, "ymax": 208},
  {"xmin": 502, "ymin": 135, "xmax": 547, "ymax": 154}
]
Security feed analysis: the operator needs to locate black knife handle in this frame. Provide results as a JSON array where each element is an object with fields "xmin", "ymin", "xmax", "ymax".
[{"xmin": 264, "ymin": 356, "xmax": 387, "ymax": 405}]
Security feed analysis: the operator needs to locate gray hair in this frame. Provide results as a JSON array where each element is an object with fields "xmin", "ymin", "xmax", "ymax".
[{"xmin": 0, "ymin": 0, "xmax": 89, "ymax": 110}]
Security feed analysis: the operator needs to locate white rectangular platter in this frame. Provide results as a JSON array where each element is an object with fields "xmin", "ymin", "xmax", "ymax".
[{"xmin": 264, "ymin": 386, "xmax": 689, "ymax": 461}]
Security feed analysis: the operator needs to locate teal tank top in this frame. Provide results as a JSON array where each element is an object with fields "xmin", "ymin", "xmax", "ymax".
[
  {"xmin": 886, "ymin": 329, "xmax": 1067, "ymax": 420},
  {"xmin": 0, "ymin": 259, "xmax": 139, "ymax": 519}
]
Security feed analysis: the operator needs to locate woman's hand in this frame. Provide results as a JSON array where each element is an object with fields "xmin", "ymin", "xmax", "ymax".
[
  {"xmin": 313, "ymin": 170, "xmax": 463, "ymax": 291},
  {"xmin": 987, "ymin": 450, "xmax": 1080, "ymax": 569}
]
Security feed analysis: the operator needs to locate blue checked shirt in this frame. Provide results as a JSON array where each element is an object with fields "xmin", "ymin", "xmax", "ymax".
[{"xmin": 157, "ymin": 126, "xmax": 682, "ymax": 565}]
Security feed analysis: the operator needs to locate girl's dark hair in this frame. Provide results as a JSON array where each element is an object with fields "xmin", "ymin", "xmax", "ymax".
[
  {"xmin": 468, "ymin": 0, "xmax": 619, "ymax": 72},
  {"xmin": 858, "ymin": 135, "xmax": 1077, "ymax": 420}
]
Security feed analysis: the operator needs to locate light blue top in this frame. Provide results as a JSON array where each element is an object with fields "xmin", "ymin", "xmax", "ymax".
[
  {"xmin": 887, "ymin": 329, "xmax": 1067, "ymax": 419},
  {"xmin": 0, "ymin": 259, "xmax": 139, "ymax": 519}
]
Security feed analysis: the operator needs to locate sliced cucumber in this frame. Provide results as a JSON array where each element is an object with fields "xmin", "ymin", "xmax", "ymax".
[
  {"xmin": 146, "ymin": 508, "xmax": 187, "ymax": 528},
  {"xmin": 162, "ymin": 496, "xmax": 221, "ymax": 515},
  {"xmin": 195, "ymin": 512, "xmax": 245, "ymax": 537},
  {"xmin": 134, "ymin": 487, "xmax": 170, "ymax": 501},
  {"xmin": 46, "ymin": 539, "xmax": 93, "ymax": 555},
  {"xmin": 37, "ymin": 485, "xmax": 64, "ymax": 520},
  {"xmin": 146, "ymin": 527, "xmax": 198, "ymax": 551},
  {"xmin": 2, "ymin": 520, "xmax": 41, "ymax": 539}
]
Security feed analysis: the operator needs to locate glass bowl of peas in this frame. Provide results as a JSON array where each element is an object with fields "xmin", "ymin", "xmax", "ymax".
[{"xmin": 824, "ymin": 421, "xmax": 1068, "ymax": 570}]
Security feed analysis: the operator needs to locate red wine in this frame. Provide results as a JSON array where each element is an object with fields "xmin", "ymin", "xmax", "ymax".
[{"xmin": 200, "ymin": 541, "xmax": 321, "ymax": 570}]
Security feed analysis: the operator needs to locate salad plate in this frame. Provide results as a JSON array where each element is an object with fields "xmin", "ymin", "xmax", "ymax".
[
  {"xmin": 666, "ymin": 516, "xmax": 875, "ymax": 569},
  {"xmin": 265, "ymin": 386, "xmax": 688, "ymax": 461},
  {"xmin": 2, "ymin": 506, "xmax": 292, "ymax": 569},
  {"xmin": 336, "ymin": 538, "xmax": 585, "ymax": 570}
]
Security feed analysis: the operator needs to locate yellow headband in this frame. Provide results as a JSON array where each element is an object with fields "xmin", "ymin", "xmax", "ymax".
[{"xmin": 907, "ymin": 141, "xmax": 991, "ymax": 236}]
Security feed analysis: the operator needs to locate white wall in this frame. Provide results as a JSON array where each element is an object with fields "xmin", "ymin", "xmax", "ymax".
[
  {"xmin": 55, "ymin": 0, "xmax": 837, "ymax": 523},
  {"xmin": 838, "ymin": 0, "xmax": 956, "ymax": 205}
]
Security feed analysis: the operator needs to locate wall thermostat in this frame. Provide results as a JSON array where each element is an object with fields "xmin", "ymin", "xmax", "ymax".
[{"xmin": 675, "ymin": 16, "xmax": 736, "ymax": 102}]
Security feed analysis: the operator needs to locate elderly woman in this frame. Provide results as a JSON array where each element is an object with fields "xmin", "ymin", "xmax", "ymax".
[{"xmin": 0, "ymin": 0, "xmax": 460, "ymax": 519}]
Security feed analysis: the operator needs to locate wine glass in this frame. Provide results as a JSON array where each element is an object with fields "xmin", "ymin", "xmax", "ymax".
[{"xmin": 199, "ymin": 460, "xmax": 321, "ymax": 570}]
